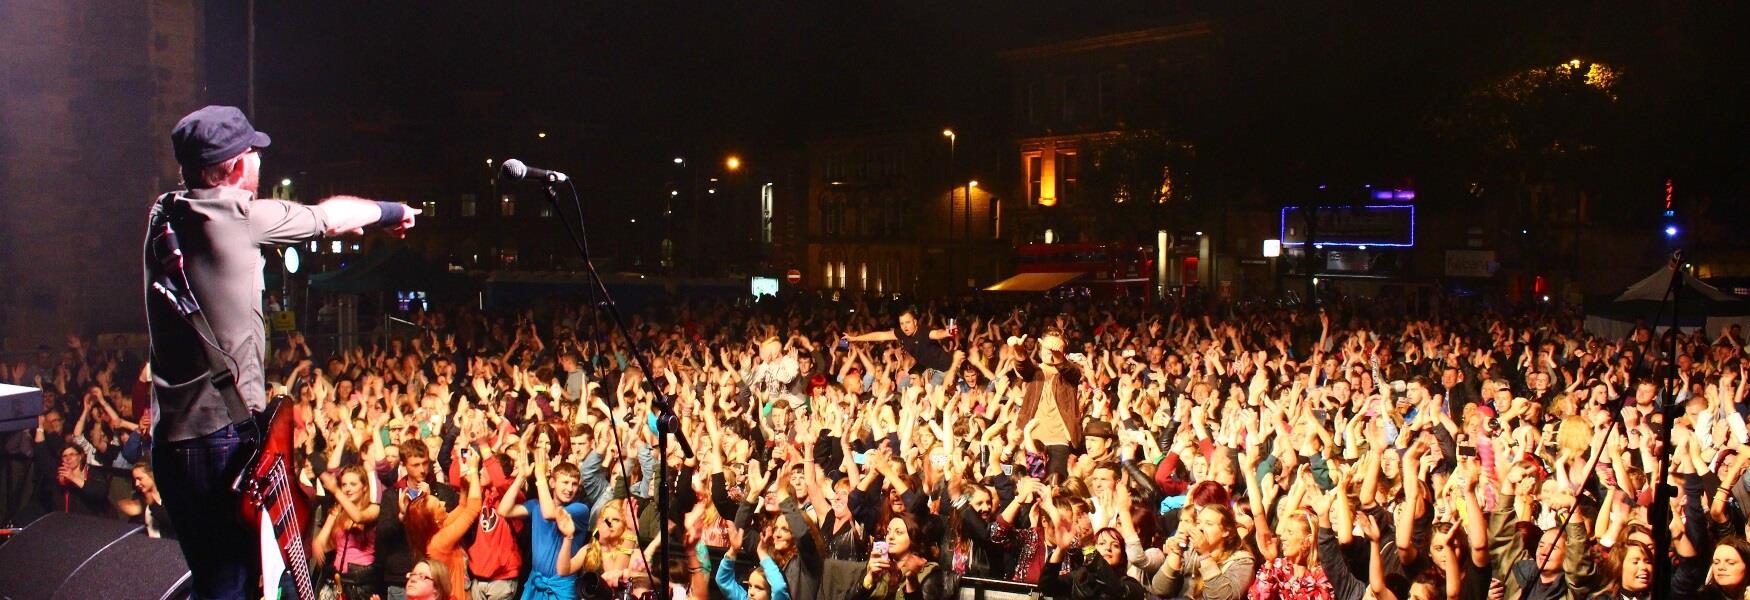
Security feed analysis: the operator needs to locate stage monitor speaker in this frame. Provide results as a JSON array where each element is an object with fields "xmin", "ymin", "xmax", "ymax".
[
  {"xmin": 0, "ymin": 383, "xmax": 43, "ymax": 433},
  {"xmin": 0, "ymin": 512, "xmax": 190, "ymax": 600},
  {"xmin": 957, "ymin": 576, "xmax": 1038, "ymax": 600}
]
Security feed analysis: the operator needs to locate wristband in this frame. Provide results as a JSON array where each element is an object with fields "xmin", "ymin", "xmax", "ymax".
[{"xmin": 374, "ymin": 201, "xmax": 406, "ymax": 228}]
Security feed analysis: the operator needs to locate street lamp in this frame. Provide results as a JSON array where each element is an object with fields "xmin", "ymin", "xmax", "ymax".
[
  {"xmin": 964, "ymin": 179, "xmax": 977, "ymax": 287},
  {"xmin": 943, "ymin": 129, "xmax": 959, "ymax": 290},
  {"xmin": 280, "ymin": 178, "xmax": 292, "ymax": 187},
  {"xmin": 726, "ymin": 156, "xmax": 742, "ymax": 171},
  {"xmin": 1263, "ymin": 239, "xmax": 1282, "ymax": 297}
]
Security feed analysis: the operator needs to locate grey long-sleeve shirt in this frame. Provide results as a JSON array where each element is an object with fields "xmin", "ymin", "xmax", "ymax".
[
  {"xmin": 1145, "ymin": 548, "xmax": 1254, "ymax": 600},
  {"xmin": 146, "ymin": 188, "xmax": 332, "ymax": 441}
]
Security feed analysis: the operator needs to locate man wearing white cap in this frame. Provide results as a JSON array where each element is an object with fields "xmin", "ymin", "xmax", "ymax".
[{"xmin": 1014, "ymin": 328, "xmax": 1085, "ymax": 481}]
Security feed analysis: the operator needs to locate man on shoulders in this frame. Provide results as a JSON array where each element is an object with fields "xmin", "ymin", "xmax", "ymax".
[{"xmin": 843, "ymin": 309, "xmax": 963, "ymax": 375}]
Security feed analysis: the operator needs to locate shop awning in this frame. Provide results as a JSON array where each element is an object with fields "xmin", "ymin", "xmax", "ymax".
[{"xmin": 984, "ymin": 271, "xmax": 1087, "ymax": 292}]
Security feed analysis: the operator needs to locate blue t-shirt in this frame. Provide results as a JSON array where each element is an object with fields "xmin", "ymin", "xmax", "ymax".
[{"xmin": 524, "ymin": 499, "xmax": 592, "ymax": 577}]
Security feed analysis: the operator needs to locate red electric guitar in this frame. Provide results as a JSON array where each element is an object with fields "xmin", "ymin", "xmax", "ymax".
[{"xmin": 234, "ymin": 394, "xmax": 317, "ymax": 600}]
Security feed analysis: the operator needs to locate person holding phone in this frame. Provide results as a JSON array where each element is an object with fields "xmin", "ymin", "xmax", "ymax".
[
  {"xmin": 850, "ymin": 514, "xmax": 945, "ymax": 600},
  {"xmin": 1147, "ymin": 504, "xmax": 1255, "ymax": 600},
  {"xmin": 1039, "ymin": 527, "xmax": 1146, "ymax": 600},
  {"xmin": 402, "ymin": 441, "xmax": 484, "ymax": 600}
]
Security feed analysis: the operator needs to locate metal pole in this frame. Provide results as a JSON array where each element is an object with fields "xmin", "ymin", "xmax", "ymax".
[
  {"xmin": 1304, "ymin": 200, "xmax": 1318, "ymax": 305},
  {"xmin": 246, "ymin": 0, "xmax": 255, "ymax": 117},
  {"xmin": 1649, "ymin": 252, "xmax": 1685, "ymax": 599},
  {"xmin": 949, "ymin": 135, "xmax": 956, "ymax": 292}
]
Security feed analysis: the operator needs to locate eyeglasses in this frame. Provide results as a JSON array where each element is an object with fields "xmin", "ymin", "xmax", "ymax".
[{"xmin": 406, "ymin": 572, "xmax": 432, "ymax": 583}]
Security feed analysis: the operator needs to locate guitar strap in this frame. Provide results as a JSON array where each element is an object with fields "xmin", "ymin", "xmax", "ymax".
[
  {"xmin": 153, "ymin": 194, "xmax": 314, "ymax": 600},
  {"xmin": 149, "ymin": 192, "xmax": 253, "ymax": 427}
]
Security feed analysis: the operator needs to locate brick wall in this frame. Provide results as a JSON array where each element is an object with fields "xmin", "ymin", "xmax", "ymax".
[{"xmin": 0, "ymin": 0, "xmax": 201, "ymax": 350}]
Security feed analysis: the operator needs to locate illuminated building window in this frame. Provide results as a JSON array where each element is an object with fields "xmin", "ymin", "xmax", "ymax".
[
  {"xmin": 1027, "ymin": 154, "xmax": 1046, "ymax": 205},
  {"xmin": 859, "ymin": 262, "xmax": 868, "ymax": 291},
  {"xmin": 460, "ymin": 194, "xmax": 477, "ymax": 217},
  {"xmin": 500, "ymin": 195, "xmax": 516, "ymax": 217},
  {"xmin": 824, "ymin": 259, "xmax": 835, "ymax": 288},
  {"xmin": 422, "ymin": 200, "xmax": 437, "ymax": 217},
  {"xmin": 760, "ymin": 183, "xmax": 774, "ymax": 243},
  {"xmin": 1044, "ymin": 229, "xmax": 1056, "ymax": 244},
  {"xmin": 1056, "ymin": 151, "xmax": 1079, "ymax": 205},
  {"xmin": 837, "ymin": 262, "xmax": 847, "ymax": 289}
]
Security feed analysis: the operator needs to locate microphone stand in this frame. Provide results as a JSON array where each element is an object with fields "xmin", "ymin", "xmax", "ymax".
[
  {"xmin": 1506, "ymin": 250, "xmax": 1684, "ymax": 600},
  {"xmin": 1650, "ymin": 249, "xmax": 1685, "ymax": 599},
  {"xmin": 540, "ymin": 180, "xmax": 693, "ymax": 600}
]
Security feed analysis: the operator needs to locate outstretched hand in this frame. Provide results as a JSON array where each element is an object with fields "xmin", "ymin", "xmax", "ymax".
[{"xmin": 387, "ymin": 205, "xmax": 421, "ymax": 238}]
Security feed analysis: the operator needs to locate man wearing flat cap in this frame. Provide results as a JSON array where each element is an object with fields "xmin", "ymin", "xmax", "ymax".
[{"xmin": 144, "ymin": 105, "xmax": 419, "ymax": 599}]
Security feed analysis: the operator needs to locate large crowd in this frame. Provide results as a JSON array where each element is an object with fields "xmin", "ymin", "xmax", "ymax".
[{"xmin": 3, "ymin": 292, "xmax": 1748, "ymax": 600}]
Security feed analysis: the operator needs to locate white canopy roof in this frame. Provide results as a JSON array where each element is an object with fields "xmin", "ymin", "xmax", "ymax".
[{"xmin": 1615, "ymin": 267, "xmax": 1737, "ymax": 303}]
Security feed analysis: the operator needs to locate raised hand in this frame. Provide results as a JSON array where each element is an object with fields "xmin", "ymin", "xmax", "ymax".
[
  {"xmin": 745, "ymin": 460, "xmax": 770, "ymax": 495},
  {"xmin": 756, "ymin": 528, "xmax": 775, "ymax": 561},
  {"xmin": 1358, "ymin": 512, "xmax": 1381, "ymax": 542},
  {"xmin": 728, "ymin": 523, "xmax": 746, "ymax": 555},
  {"xmin": 556, "ymin": 507, "xmax": 577, "ymax": 536}
]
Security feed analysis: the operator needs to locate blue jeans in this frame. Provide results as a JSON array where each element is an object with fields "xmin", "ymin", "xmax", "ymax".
[{"xmin": 156, "ymin": 422, "xmax": 259, "ymax": 600}]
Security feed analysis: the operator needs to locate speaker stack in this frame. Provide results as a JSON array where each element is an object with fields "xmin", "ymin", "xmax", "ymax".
[{"xmin": 0, "ymin": 512, "xmax": 191, "ymax": 600}]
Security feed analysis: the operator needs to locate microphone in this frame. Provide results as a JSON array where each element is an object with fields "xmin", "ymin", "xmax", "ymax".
[{"xmin": 498, "ymin": 159, "xmax": 569, "ymax": 183}]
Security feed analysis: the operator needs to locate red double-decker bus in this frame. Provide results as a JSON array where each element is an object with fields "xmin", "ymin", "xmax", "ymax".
[{"xmin": 987, "ymin": 242, "xmax": 1154, "ymax": 298}]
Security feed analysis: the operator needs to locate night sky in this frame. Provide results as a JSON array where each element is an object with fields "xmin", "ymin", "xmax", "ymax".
[{"xmin": 251, "ymin": 1, "xmax": 1750, "ymax": 224}]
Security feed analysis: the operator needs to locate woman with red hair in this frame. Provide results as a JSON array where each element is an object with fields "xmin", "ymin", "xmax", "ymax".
[{"xmin": 402, "ymin": 443, "xmax": 486, "ymax": 599}]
